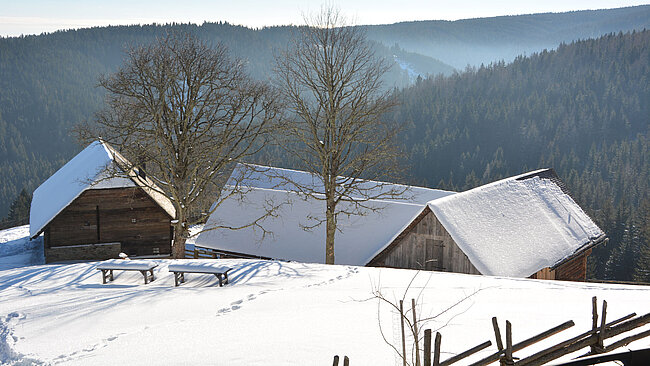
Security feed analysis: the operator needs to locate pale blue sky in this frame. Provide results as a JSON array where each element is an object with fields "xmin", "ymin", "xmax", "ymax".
[{"xmin": 1, "ymin": 0, "xmax": 648, "ymax": 37}]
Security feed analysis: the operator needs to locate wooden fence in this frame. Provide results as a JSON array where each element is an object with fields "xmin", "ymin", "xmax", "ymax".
[
  {"xmin": 184, "ymin": 245, "xmax": 273, "ymax": 261},
  {"xmin": 334, "ymin": 296, "xmax": 650, "ymax": 366}
]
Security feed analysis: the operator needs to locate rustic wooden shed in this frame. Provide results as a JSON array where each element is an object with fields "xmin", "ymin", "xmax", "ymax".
[
  {"xmin": 29, "ymin": 140, "xmax": 176, "ymax": 263},
  {"xmin": 195, "ymin": 165, "xmax": 604, "ymax": 281},
  {"xmin": 368, "ymin": 169, "xmax": 606, "ymax": 281}
]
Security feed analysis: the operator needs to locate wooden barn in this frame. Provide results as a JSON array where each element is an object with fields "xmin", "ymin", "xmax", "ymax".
[
  {"xmin": 368, "ymin": 169, "xmax": 606, "ymax": 280},
  {"xmin": 29, "ymin": 140, "xmax": 176, "ymax": 263},
  {"xmin": 195, "ymin": 165, "xmax": 604, "ymax": 281}
]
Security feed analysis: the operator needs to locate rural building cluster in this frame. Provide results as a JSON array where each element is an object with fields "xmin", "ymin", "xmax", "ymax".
[{"xmin": 30, "ymin": 140, "xmax": 606, "ymax": 281}]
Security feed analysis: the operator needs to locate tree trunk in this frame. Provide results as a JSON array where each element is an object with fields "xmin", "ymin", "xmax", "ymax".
[
  {"xmin": 172, "ymin": 222, "xmax": 187, "ymax": 259},
  {"xmin": 325, "ymin": 200, "xmax": 336, "ymax": 264}
]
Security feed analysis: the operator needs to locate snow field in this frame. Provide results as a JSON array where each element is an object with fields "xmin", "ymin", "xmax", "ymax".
[{"xmin": 1, "ymin": 257, "xmax": 649, "ymax": 365}]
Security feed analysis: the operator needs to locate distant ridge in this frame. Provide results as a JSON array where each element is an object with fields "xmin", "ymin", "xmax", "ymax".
[{"xmin": 364, "ymin": 5, "xmax": 650, "ymax": 67}]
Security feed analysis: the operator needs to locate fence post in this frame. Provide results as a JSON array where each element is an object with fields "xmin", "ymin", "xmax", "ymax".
[
  {"xmin": 505, "ymin": 320, "xmax": 514, "ymax": 365},
  {"xmin": 590, "ymin": 296, "xmax": 598, "ymax": 354},
  {"xmin": 434, "ymin": 332, "xmax": 441, "ymax": 366},
  {"xmin": 596, "ymin": 300, "xmax": 608, "ymax": 353},
  {"xmin": 194, "ymin": 248, "xmax": 199, "ymax": 259},
  {"xmin": 492, "ymin": 317, "xmax": 505, "ymax": 366},
  {"xmin": 343, "ymin": 356, "xmax": 349, "ymax": 366},
  {"xmin": 412, "ymin": 299, "xmax": 421, "ymax": 366},
  {"xmin": 424, "ymin": 329, "xmax": 432, "ymax": 366}
]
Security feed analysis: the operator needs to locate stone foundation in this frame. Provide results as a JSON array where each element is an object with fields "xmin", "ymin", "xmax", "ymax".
[{"xmin": 45, "ymin": 242, "xmax": 121, "ymax": 263}]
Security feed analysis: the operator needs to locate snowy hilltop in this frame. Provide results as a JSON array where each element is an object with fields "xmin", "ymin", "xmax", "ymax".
[{"xmin": 1, "ymin": 227, "xmax": 650, "ymax": 365}]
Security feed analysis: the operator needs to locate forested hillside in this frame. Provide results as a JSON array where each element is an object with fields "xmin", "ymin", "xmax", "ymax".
[
  {"xmin": 392, "ymin": 30, "xmax": 649, "ymax": 281},
  {"xmin": 365, "ymin": 5, "xmax": 650, "ymax": 68},
  {"xmin": 1, "ymin": 7, "xmax": 647, "ymax": 222},
  {"xmin": 0, "ymin": 22, "xmax": 438, "ymax": 223}
]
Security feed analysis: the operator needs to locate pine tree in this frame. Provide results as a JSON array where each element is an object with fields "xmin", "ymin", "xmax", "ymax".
[
  {"xmin": 0, "ymin": 188, "xmax": 32, "ymax": 229},
  {"xmin": 633, "ymin": 198, "xmax": 650, "ymax": 282}
]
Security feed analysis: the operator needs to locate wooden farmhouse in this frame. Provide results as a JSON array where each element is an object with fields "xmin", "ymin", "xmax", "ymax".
[
  {"xmin": 195, "ymin": 164, "xmax": 605, "ymax": 280},
  {"xmin": 30, "ymin": 140, "xmax": 176, "ymax": 263}
]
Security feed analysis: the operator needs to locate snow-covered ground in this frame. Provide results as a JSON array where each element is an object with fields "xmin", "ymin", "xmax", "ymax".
[
  {"xmin": 0, "ymin": 225, "xmax": 44, "ymax": 271},
  {"xmin": 1, "ymin": 226, "xmax": 649, "ymax": 365}
]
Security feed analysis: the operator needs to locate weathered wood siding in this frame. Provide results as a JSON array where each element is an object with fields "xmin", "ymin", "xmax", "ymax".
[
  {"xmin": 555, "ymin": 250, "xmax": 590, "ymax": 280},
  {"xmin": 368, "ymin": 207, "xmax": 481, "ymax": 274},
  {"xmin": 45, "ymin": 187, "xmax": 172, "ymax": 257},
  {"xmin": 531, "ymin": 267, "xmax": 556, "ymax": 280},
  {"xmin": 530, "ymin": 249, "xmax": 591, "ymax": 281}
]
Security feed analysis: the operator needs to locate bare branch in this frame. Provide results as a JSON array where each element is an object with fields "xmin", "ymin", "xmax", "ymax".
[
  {"xmin": 273, "ymin": 6, "xmax": 406, "ymax": 264},
  {"xmin": 78, "ymin": 32, "xmax": 281, "ymax": 258}
]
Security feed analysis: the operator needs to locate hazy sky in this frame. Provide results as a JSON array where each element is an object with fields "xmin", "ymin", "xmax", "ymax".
[{"xmin": 1, "ymin": 0, "xmax": 648, "ymax": 37}]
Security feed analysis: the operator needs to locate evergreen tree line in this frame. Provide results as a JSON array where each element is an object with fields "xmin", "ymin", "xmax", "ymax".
[
  {"xmin": 390, "ymin": 30, "xmax": 649, "ymax": 281},
  {"xmin": 2, "ymin": 8, "xmax": 645, "ymax": 219}
]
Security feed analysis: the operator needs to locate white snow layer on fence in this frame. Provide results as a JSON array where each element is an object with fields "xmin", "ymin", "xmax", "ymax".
[{"xmin": 428, "ymin": 174, "xmax": 604, "ymax": 278}]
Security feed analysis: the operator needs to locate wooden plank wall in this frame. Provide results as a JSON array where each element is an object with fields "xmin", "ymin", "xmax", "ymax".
[
  {"xmin": 368, "ymin": 208, "xmax": 481, "ymax": 275},
  {"xmin": 531, "ymin": 267, "xmax": 556, "ymax": 280},
  {"xmin": 554, "ymin": 251, "xmax": 589, "ymax": 280},
  {"xmin": 46, "ymin": 187, "xmax": 172, "ymax": 256},
  {"xmin": 530, "ymin": 249, "xmax": 591, "ymax": 281}
]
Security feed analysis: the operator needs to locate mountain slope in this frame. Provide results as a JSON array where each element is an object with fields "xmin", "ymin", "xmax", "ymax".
[
  {"xmin": 393, "ymin": 30, "xmax": 649, "ymax": 280},
  {"xmin": 366, "ymin": 5, "xmax": 650, "ymax": 68}
]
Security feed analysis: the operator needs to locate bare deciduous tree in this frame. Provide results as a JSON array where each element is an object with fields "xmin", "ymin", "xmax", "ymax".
[
  {"xmin": 78, "ymin": 33, "xmax": 280, "ymax": 258},
  {"xmin": 274, "ymin": 8, "xmax": 406, "ymax": 264},
  {"xmin": 371, "ymin": 272, "xmax": 482, "ymax": 366}
]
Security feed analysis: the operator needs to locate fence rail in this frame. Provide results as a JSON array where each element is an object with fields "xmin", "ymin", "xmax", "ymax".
[
  {"xmin": 333, "ymin": 296, "xmax": 650, "ymax": 366},
  {"xmin": 184, "ymin": 245, "xmax": 273, "ymax": 261}
]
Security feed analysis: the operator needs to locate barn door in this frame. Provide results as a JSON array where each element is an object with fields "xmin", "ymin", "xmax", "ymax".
[{"xmin": 425, "ymin": 239, "xmax": 445, "ymax": 271}]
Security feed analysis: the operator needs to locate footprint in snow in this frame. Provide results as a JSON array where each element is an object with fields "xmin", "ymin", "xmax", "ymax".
[
  {"xmin": 230, "ymin": 299, "xmax": 243, "ymax": 306},
  {"xmin": 216, "ymin": 307, "xmax": 231, "ymax": 315}
]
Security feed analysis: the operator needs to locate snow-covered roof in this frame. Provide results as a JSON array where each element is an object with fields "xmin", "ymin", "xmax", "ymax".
[
  {"xmin": 195, "ymin": 164, "xmax": 454, "ymax": 265},
  {"xmin": 29, "ymin": 140, "xmax": 175, "ymax": 238},
  {"xmin": 227, "ymin": 163, "xmax": 451, "ymax": 204},
  {"xmin": 427, "ymin": 169, "xmax": 605, "ymax": 278}
]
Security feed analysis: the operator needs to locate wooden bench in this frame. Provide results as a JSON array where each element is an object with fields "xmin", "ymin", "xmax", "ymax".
[
  {"xmin": 167, "ymin": 261, "xmax": 232, "ymax": 287},
  {"xmin": 96, "ymin": 259, "xmax": 158, "ymax": 284}
]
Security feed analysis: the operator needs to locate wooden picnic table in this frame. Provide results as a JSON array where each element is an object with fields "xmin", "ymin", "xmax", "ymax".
[
  {"xmin": 167, "ymin": 261, "xmax": 232, "ymax": 287},
  {"xmin": 96, "ymin": 259, "xmax": 158, "ymax": 284}
]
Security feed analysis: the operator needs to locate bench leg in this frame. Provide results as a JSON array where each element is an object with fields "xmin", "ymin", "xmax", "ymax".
[
  {"xmin": 223, "ymin": 272, "xmax": 229, "ymax": 285},
  {"xmin": 141, "ymin": 270, "xmax": 149, "ymax": 284},
  {"xmin": 174, "ymin": 272, "xmax": 182, "ymax": 287},
  {"xmin": 101, "ymin": 269, "xmax": 114, "ymax": 284},
  {"xmin": 149, "ymin": 268, "xmax": 155, "ymax": 283},
  {"xmin": 216, "ymin": 273, "xmax": 225, "ymax": 287}
]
